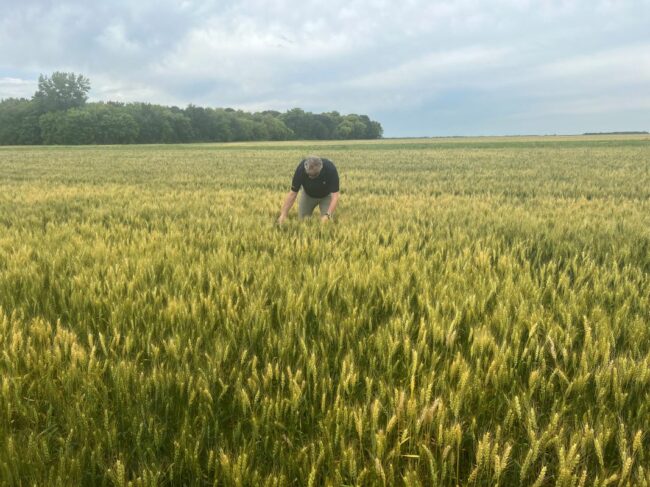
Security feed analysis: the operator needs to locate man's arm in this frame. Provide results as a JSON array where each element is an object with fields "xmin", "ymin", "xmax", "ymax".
[
  {"xmin": 277, "ymin": 190, "xmax": 298, "ymax": 224},
  {"xmin": 327, "ymin": 191, "xmax": 339, "ymax": 214},
  {"xmin": 321, "ymin": 191, "xmax": 340, "ymax": 222}
]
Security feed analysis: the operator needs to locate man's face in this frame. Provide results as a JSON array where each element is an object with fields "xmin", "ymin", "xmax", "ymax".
[{"xmin": 306, "ymin": 167, "xmax": 321, "ymax": 179}]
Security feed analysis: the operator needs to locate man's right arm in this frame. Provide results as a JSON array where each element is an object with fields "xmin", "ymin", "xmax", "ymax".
[
  {"xmin": 278, "ymin": 163, "xmax": 303, "ymax": 223},
  {"xmin": 277, "ymin": 190, "xmax": 298, "ymax": 224}
]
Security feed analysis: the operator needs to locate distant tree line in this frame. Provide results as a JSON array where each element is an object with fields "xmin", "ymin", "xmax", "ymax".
[
  {"xmin": 582, "ymin": 131, "xmax": 648, "ymax": 135},
  {"xmin": 0, "ymin": 72, "xmax": 383, "ymax": 145}
]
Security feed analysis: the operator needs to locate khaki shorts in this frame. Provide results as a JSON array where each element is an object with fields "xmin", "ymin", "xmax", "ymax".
[{"xmin": 298, "ymin": 192, "xmax": 332, "ymax": 218}]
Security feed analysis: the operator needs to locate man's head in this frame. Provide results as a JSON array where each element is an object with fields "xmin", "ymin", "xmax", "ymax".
[{"xmin": 304, "ymin": 156, "xmax": 323, "ymax": 179}]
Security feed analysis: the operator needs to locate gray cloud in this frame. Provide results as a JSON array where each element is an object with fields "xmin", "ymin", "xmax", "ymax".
[{"xmin": 1, "ymin": 0, "xmax": 649, "ymax": 135}]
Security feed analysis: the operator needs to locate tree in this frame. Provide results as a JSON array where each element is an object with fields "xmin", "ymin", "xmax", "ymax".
[
  {"xmin": 334, "ymin": 120, "xmax": 354, "ymax": 139},
  {"xmin": 125, "ymin": 103, "xmax": 175, "ymax": 143},
  {"xmin": 0, "ymin": 98, "xmax": 42, "ymax": 144},
  {"xmin": 210, "ymin": 109, "xmax": 234, "ymax": 142},
  {"xmin": 260, "ymin": 115, "xmax": 293, "ymax": 140},
  {"xmin": 1, "ymin": 72, "xmax": 384, "ymax": 145},
  {"xmin": 88, "ymin": 103, "xmax": 139, "ymax": 144},
  {"xmin": 186, "ymin": 105, "xmax": 216, "ymax": 142},
  {"xmin": 39, "ymin": 108, "xmax": 94, "ymax": 144},
  {"xmin": 366, "ymin": 120, "xmax": 383, "ymax": 139},
  {"xmin": 280, "ymin": 108, "xmax": 308, "ymax": 139},
  {"xmin": 38, "ymin": 111, "xmax": 69, "ymax": 144},
  {"xmin": 33, "ymin": 72, "xmax": 90, "ymax": 113},
  {"xmin": 230, "ymin": 114, "xmax": 256, "ymax": 141}
]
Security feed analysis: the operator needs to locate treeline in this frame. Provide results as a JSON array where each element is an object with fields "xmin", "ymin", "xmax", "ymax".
[
  {"xmin": 583, "ymin": 131, "xmax": 648, "ymax": 135},
  {"xmin": 0, "ymin": 72, "xmax": 383, "ymax": 145}
]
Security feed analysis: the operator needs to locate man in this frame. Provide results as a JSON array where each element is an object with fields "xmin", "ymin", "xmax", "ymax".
[{"xmin": 277, "ymin": 155, "xmax": 340, "ymax": 224}]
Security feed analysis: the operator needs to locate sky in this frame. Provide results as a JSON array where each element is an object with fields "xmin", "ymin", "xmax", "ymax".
[{"xmin": 0, "ymin": 0, "xmax": 649, "ymax": 137}]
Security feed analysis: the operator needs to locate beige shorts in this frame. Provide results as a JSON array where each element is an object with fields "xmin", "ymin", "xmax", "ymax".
[{"xmin": 298, "ymin": 192, "xmax": 332, "ymax": 218}]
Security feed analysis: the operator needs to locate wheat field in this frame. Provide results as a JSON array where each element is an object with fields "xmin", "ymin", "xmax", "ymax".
[{"xmin": 1, "ymin": 136, "xmax": 649, "ymax": 486}]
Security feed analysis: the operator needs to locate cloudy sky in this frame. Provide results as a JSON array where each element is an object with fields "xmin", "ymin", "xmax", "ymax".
[{"xmin": 1, "ymin": 0, "xmax": 649, "ymax": 136}]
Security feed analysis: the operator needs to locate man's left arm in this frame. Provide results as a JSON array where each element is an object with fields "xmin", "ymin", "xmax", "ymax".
[
  {"xmin": 322, "ymin": 192, "xmax": 339, "ymax": 222},
  {"xmin": 327, "ymin": 192, "xmax": 339, "ymax": 215},
  {"xmin": 322, "ymin": 161, "xmax": 340, "ymax": 222}
]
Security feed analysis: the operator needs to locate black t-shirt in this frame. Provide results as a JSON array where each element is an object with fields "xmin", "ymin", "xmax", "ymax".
[{"xmin": 291, "ymin": 158, "xmax": 339, "ymax": 198}]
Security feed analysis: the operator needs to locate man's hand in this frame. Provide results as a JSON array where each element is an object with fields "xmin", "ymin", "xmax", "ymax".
[
  {"xmin": 277, "ymin": 191, "xmax": 298, "ymax": 225},
  {"xmin": 321, "ymin": 214, "xmax": 330, "ymax": 223}
]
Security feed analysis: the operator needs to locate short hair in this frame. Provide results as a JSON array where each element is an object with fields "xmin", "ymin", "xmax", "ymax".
[{"xmin": 304, "ymin": 155, "xmax": 323, "ymax": 176}]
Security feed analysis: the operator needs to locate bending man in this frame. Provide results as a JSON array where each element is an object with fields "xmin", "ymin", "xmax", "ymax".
[{"xmin": 277, "ymin": 155, "xmax": 340, "ymax": 224}]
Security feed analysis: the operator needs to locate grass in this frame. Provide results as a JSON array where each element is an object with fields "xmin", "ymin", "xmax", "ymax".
[{"xmin": 0, "ymin": 135, "xmax": 649, "ymax": 486}]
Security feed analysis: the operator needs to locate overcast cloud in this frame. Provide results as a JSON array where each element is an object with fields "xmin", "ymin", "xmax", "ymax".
[{"xmin": 1, "ymin": 0, "xmax": 648, "ymax": 136}]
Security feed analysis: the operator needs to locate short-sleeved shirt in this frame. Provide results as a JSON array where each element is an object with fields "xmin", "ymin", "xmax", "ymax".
[{"xmin": 291, "ymin": 158, "xmax": 339, "ymax": 198}]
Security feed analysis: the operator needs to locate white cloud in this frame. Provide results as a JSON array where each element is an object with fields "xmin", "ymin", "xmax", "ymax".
[
  {"xmin": 532, "ymin": 44, "xmax": 650, "ymax": 85},
  {"xmin": 345, "ymin": 46, "xmax": 514, "ymax": 91},
  {"xmin": 543, "ymin": 95, "xmax": 650, "ymax": 116},
  {"xmin": 96, "ymin": 22, "xmax": 143, "ymax": 55},
  {"xmin": 0, "ymin": 77, "xmax": 37, "ymax": 100}
]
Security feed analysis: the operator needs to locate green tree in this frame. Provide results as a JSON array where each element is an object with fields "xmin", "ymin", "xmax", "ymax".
[
  {"xmin": 168, "ymin": 111, "xmax": 194, "ymax": 142},
  {"xmin": 366, "ymin": 120, "xmax": 383, "ymax": 139},
  {"xmin": 2, "ymin": 72, "xmax": 383, "ymax": 144},
  {"xmin": 185, "ymin": 105, "xmax": 216, "ymax": 142},
  {"xmin": 0, "ymin": 98, "xmax": 42, "ymax": 144},
  {"xmin": 315, "ymin": 113, "xmax": 338, "ymax": 138},
  {"xmin": 64, "ymin": 109, "xmax": 96, "ymax": 144},
  {"xmin": 32, "ymin": 72, "xmax": 91, "ymax": 113},
  {"xmin": 125, "ymin": 104, "xmax": 176, "ymax": 143},
  {"xmin": 38, "ymin": 111, "xmax": 69, "ymax": 144},
  {"xmin": 334, "ymin": 120, "xmax": 354, "ymax": 139},
  {"xmin": 280, "ymin": 108, "xmax": 308, "ymax": 139},
  {"xmin": 260, "ymin": 115, "xmax": 293, "ymax": 140},
  {"xmin": 230, "ymin": 114, "xmax": 256, "ymax": 141},
  {"xmin": 211, "ymin": 109, "xmax": 234, "ymax": 142},
  {"xmin": 39, "ymin": 108, "xmax": 95, "ymax": 144},
  {"xmin": 88, "ymin": 103, "xmax": 139, "ymax": 144}
]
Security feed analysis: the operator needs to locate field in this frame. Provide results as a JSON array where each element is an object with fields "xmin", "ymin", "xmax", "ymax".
[{"xmin": 1, "ymin": 135, "xmax": 649, "ymax": 486}]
